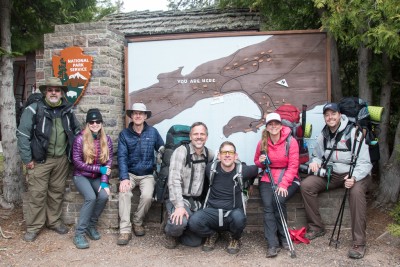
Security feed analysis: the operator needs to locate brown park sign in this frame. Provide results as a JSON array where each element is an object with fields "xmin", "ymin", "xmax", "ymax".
[{"xmin": 52, "ymin": 46, "xmax": 93, "ymax": 105}]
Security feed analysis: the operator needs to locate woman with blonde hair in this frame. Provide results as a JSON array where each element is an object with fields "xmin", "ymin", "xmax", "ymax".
[
  {"xmin": 72, "ymin": 108, "xmax": 113, "ymax": 249},
  {"xmin": 254, "ymin": 112, "xmax": 300, "ymax": 258}
]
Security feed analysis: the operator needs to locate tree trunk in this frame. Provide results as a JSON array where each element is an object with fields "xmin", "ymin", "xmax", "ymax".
[
  {"xmin": 329, "ymin": 36, "xmax": 343, "ymax": 102},
  {"xmin": 358, "ymin": 45, "xmax": 372, "ymax": 103},
  {"xmin": 378, "ymin": 53, "xmax": 391, "ymax": 168},
  {"xmin": 377, "ymin": 119, "xmax": 400, "ymax": 204},
  {"xmin": 0, "ymin": 0, "xmax": 25, "ymax": 203}
]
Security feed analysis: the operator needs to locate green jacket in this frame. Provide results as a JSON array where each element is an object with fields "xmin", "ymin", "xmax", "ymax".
[{"xmin": 17, "ymin": 99, "xmax": 81, "ymax": 164}]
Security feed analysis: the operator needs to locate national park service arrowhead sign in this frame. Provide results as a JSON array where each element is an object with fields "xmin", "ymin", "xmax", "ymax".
[{"xmin": 52, "ymin": 47, "xmax": 93, "ymax": 105}]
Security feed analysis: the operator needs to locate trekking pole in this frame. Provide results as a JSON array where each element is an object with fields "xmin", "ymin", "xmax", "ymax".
[
  {"xmin": 264, "ymin": 154, "xmax": 296, "ymax": 258},
  {"xmin": 329, "ymin": 188, "xmax": 348, "ymax": 248},
  {"xmin": 329, "ymin": 128, "xmax": 364, "ymax": 248}
]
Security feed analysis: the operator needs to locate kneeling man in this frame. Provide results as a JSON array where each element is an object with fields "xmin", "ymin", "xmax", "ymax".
[{"xmin": 189, "ymin": 141, "xmax": 258, "ymax": 254}]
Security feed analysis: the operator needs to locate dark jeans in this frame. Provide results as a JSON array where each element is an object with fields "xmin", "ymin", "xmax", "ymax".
[
  {"xmin": 189, "ymin": 207, "xmax": 246, "ymax": 240},
  {"xmin": 164, "ymin": 200, "xmax": 203, "ymax": 247},
  {"xmin": 73, "ymin": 176, "xmax": 109, "ymax": 235},
  {"xmin": 259, "ymin": 181, "xmax": 299, "ymax": 247}
]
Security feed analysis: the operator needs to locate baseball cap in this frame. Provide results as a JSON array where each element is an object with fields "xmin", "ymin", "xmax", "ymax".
[
  {"xmin": 323, "ymin": 103, "xmax": 339, "ymax": 114},
  {"xmin": 265, "ymin": 113, "xmax": 282, "ymax": 125}
]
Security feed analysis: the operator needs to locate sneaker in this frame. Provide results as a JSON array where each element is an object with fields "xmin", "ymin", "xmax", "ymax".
[
  {"xmin": 133, "ymin": 225, "xmax": 145, "ymax": 236},
  {"xmin": 348, "ymin": 245, "xmax": 366, "ymax": 259},
  {"xmin": 73, "ymin": 234, "xmax": 89, "ymax": 249},
  {"xmin": 226, "ymin": 236, "xmax": 241, "ymax": 254},
  {"xmin": 23, "ymin": 231, "xmax": 39, "ymax": 242},
  {"xmin": 49, "ymin": 223, "xmax": 69, "ymax": 235},
  {"xmin": 304, "ymin": 228, "xmax": 325, "ymax": 240},
  {"xmin": 164, "ymin": 234, "xmax": 178, "ymax": 249},
  {"xmin": 86, "ymin": 227, "xmax": 101, "ymax": 240},
  {"xmin": 117, "ymin": 233, "xmax": 132, "ymax": 246},
  {"xmin": 266, "ymin": 247, "xmax": 281, "ymax": 258},
  {"xmin": 202, "ymin": 232, "xmax": 219, "ymax": 252}
]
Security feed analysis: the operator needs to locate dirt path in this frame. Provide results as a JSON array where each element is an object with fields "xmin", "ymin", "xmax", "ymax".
[{"xmin": 0, "ymin": 206, "xmax": 399, "ymax": 267}]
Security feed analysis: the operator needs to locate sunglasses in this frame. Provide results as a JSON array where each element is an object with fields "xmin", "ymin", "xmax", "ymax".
[
  {"xmin": 220, "ymin": 150, "xmax": 235, "ymax": 156},
  {"xmin": 46, "ymin": 88, "xmax": 62, "ymax": 93},
  {"xmin": 88, "ymin": 120, "xmax": 102, "ymax": 125}
]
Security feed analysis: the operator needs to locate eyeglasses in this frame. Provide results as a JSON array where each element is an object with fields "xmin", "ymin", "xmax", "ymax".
[
  {"xmin": 88, "ymin": 120, "xmax": 102, "ymax": 125},
  {"xmin": 46, "ymin": 88, "xmax": 62, "ymax": 93},
  {"xmin": 220, "ymin": 150, "xmax": 235, "ymax": 156}
]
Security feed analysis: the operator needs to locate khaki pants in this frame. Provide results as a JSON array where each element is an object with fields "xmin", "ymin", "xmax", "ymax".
[
  {"xmin": 25, "ymin": 155, "xmax": 69, "ymax": 233},
  {"xmin": 300, "ymin": 172, "xmax": 371, "ymax": 245},
  {"xmin": 118, "ymin": 173, "xmax": 155, "ymax": 233}
]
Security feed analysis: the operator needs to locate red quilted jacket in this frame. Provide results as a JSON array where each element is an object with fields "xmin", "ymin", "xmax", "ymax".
[{"xmin": 254, "ymin": 126, "xmax": 300, "ymax": 189}]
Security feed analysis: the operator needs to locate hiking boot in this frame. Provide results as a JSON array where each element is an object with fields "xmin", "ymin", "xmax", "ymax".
[
  {"xmin": 164, "ymin": 234, "xmax": 178, "ymax": 249},
  {"xmin": 226, "ymin": 237, "xmax": 241, "ymax": 254},
  {"xmin": 86, "ymin": 227, "xmax": 101, "ymax": 240},
  {"xmin": 348, "ymin": 245, "xmax": 366, "ymax": 259},
  {"xmin": 133, "ymin": 225, "xmax": 145, "ymax": 236},
  {"xmin": 266, "ymin": 247, "xmax": 281, "ymax": 258},
  {"xmin": 49, "ymin": 223, "xmax": 69, "ymax": 235},
  {"xmin": 73, "ymin": 234, "xmax": 89, "ymax": 249},
  {"xmin": 304, "ymin": 228, "xmax": 325, "ymax": 240},
  {"xmin": 202, "ymin": 232, "xmax": 219, "ymax": 252},
  {"xmin": 280, "ymin": 240, "xmax": 290, "ymax": 250},
  {"xmin": 24, "ymin": 231, "xmax": 38, "ymax": 242},
  {"xmin": 117, "ymin": 233, "xmax": 132, "ymax": 246}
]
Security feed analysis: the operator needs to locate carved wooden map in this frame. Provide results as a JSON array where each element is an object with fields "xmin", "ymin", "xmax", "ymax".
[{"xmin": 127, "ymin": 32, "xmax": 329, "ymax": 163}]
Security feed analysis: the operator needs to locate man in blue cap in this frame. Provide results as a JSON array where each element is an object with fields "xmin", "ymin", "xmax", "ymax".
[{"xmin": 300, "ymin": 102, "xmax": 372, "ymax": 259}]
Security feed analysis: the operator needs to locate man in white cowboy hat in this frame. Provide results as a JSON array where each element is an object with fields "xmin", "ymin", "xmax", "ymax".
[
  {"xmin": 17, "ymin": 77, "xmax": 81, "ymax": 242},
  {"xmin": 117, "ymin": 102, "xmax": 165, "ymax": 245}
]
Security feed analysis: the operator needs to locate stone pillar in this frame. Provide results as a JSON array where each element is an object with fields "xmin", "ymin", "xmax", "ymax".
[{"xmin": 36, "ymin": 22, "xmax": 125, "ymax": 228}]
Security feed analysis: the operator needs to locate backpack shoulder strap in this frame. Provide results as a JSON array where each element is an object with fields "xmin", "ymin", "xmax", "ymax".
[
  {"xmin": 285, "ymin": 134, "xmax": 292, "ymax": 157},
  {"xmin": 203, "ymin": 160, "xmax": 220, "ymax": 208}
]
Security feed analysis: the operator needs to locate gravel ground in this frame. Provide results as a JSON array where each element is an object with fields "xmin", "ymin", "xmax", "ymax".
[{"xmin": 0, "ymin": 206, "xmax": 399, "ymax": 267}]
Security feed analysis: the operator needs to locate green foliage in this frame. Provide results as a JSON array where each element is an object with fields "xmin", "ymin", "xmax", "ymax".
[
  {"xmin": 10, "ymin": 0, "xmax": 118, "ymax": 54},
  {"xmin": 388, "ymin": 201, "xmax": 400, "ymax": 237},
  {"xmin": 314, "ymin": 0, "xmax": 400, "ymax": 58}
]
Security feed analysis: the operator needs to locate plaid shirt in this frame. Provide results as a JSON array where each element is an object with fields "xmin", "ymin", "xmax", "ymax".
[{"xmin": 168, "ymin": 143, "xmax": 214, "ymax": 209}]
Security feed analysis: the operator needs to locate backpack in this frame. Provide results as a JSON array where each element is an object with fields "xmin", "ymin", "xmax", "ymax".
[
  {"xmin": 275, "ymin": 104, "xmax": 309, "ymax": 164},
  {"xmin": 18, "ymin": 92, "xmax": 44, "ymax": 127},
  {"xmin": 153, "ymin": 124, "xmax": 209, "ymax": 204},
  {"xmin": 338, "ymin": 97, "xmax": 380, "ymax": 163},
  {"xmin": 203, "ymin": 160, "xmax": 248, "ymax": 214}
]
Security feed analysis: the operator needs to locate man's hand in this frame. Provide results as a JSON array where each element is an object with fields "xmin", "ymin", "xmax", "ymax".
[
  {"xmin": 26, "ymin": 161, "xmax": 35, "ymax": 170},
  {"xmin": 308, "ymin": 162, "xmax": 320, "ymax": 173},
  {"xmin": 170, "ymin": 207, "xmax": 189, "ymax": 225},
  {"xmin": 344, "ymin": 175, "xmax": 356, "ymax": 189},
  {"xmin": 119, "ymin": 179, "xmax": 131, "ymax": 193}
]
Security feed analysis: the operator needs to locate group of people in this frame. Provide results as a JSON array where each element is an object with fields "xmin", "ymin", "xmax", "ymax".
[{"xmin": 17, "ymin": 77, "xmax": 372, "ymax": 259}]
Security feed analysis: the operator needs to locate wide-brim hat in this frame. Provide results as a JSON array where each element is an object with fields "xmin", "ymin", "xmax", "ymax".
[
  {"xmin": 126, "ymin": 103, "xmax": 152, "ymax": 118},
  {"xmin": 265, "ymin": 112, "xmax": 282, "ymax": 125},
  {"xmin": 38, "ymin": 77, "xmax": 68, "ymax": 94}
]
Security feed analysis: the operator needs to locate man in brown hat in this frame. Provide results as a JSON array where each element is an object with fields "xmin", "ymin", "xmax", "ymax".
[
  {"xmin": 17, "ymin": 77, "xmax": 81, "ymax": 242},
  {"xmin": 117, "ymin": 103, "xmax": 164, "ymax": 245}
]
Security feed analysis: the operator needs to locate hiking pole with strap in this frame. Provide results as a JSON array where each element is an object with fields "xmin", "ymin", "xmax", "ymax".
[
  {"xmin": 263, "ymin": 153, "xmax": 296, "ymax": 258},
  {"xmin": 329, "ymin": 129, "xmax": 364, "ymax": 248}
]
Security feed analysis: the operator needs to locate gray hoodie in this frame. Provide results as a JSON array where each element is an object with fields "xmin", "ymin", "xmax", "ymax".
[{"xmin": 311, "ymin": 114, "xmax": 372, "ymax": 181}]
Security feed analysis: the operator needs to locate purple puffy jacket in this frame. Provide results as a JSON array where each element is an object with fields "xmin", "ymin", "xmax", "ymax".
[{"xmin": 72, "ymin": 131, "xmax": 113, "ymax": 183}]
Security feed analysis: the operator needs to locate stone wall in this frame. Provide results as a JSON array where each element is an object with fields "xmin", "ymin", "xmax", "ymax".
[
  {"xmin": 33, "ymin": 22, "xmax": 125, "ymax": 228},
  {"xmin": 33, "ymin": 21, "xmax": 349, "ymax": 232}
]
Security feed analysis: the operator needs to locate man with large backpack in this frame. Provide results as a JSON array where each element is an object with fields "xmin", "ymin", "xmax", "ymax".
[
  {"xmin": 188, "ymin": 141, "xmax": 258, "ymax": 254},
  {"xmin": 164, "ymin": 122, "xmax": 214, "ymax": 249},
  {"xmin": 117, "ymin": 103, "xmax": 164, "ymax": 245},
  {"xmin": 17, "ymin": 77, "xmax": 81, "ymax": 242},
  {"xmin": 300, "ymin": 102, "xmax": 372, "ymax": 259}
]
